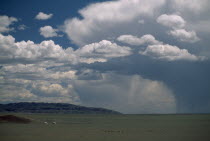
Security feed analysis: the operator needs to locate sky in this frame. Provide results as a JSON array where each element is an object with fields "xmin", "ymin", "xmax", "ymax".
[{"xmin": 0, "ymin": 0, "xmax": 210, "ymax": 114}]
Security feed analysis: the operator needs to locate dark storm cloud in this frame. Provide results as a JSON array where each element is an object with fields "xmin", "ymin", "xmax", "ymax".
[{"xmin": 77, "ymin": 54, "xmax": 210, "ymax": 113}]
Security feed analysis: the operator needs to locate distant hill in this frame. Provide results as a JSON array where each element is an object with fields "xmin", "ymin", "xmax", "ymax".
[
  {"xmin": 0, "ymin": 102, "xmax": 121, "ymax": 114},
  {"xmin": 0, "ymin": 115, "xmax": 31, "ymax": 123}
]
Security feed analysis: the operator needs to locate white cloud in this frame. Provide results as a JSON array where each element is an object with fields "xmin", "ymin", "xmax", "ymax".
[
  {"xmin": 0, "ymin": 86, "xmax": 38, "ymax": 103},
  {"xmin": 0, "ymin": 68, "xmax": 81, "ymax": 103},
  {"xmin": 35, "ymin": 12, "xmax": 53, "ymax": 20},
  {"xmin": 0, "ymin": 34, "xmax": 72, "ymax": 62},
  {"xmin": 156, "ymin": 14, "xmax": 186, "ymax": 29},
  {"xmin": 117, "ymin": 34, "xmax": 162, "ymax": 46},
  {"xmin": 75, "ymin": 40, "xmax": 132, "ymax": 63},
  {"xmin": 0, "ymin": 34, "xmax": 132, "ymax": 64},
  {"xmin": 140, "ymin": 44, "xmax": 199, "ymax": 61},
  {"xmin": 0, "ymin": 34, "xmax": 16, "ymax": 58},
  {"xmin": 49, "ymin": 70, "xmax": 77, "ymax": 80},
  {"xmin": 117, "ymin": 34, "xmax": 204, "ymax": 60},
  {"xmin": 157, "ymin": 14, "xmax": 200, "ymax": 43},
  {"xmin": 0, "ymin": 15, "xmax": 18, "ymax": 33},
  {"xmin": 64, "ymin": 0, "xmax": 166, "ymax": 46},
  {"xmin": 0, "ymin": 33, "xmax": 204, "ymax": 65},
  {"xmin": 16, "ymin": 40, "xmax": 66, "ymax": 59},
  {"xmin": 39, "ymin": 26, "xmax": 58, "ymax": 38},
  {"xmin": 79, "ymin": 0, "xmax": 165, "ymax": 22},
  {"xmin": 32, "ymin": 83, "xmax": 70, "ymax": 96},
  {"xmin": 74, "ymin": 73, "xmax": 176, "ymax": 114},
  {"xmin": 168, "ymin": 29, "xmax": 200, "ymax": 43},
  {"xmin": 3, "ymin": 64, "xmax": 46, "ymax": 73},
  {"xmin": 2, "ymin": 63, "xmax": 78, "ymax": 83},
  {"xmin": 0, "ymin": 78, "xmax": 80, "ymax": 104}
]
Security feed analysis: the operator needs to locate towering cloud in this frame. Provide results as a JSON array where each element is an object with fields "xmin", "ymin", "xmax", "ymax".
[{"xmin": 64, "ymin": 0, "xmax": 166, "ymax": 46}]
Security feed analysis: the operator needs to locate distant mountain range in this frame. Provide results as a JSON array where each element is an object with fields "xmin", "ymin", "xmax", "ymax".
[{"xmin": 0, "ymin": 102, "xmax": 121, "ymax": 114}]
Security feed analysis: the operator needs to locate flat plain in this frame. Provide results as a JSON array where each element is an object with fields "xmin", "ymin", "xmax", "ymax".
[{"xmin": 0, "ymin": 114, "xmax": 210, "ymax": 141}]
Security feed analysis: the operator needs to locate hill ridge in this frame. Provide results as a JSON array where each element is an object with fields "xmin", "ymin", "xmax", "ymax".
[{"xmin": 0, "ymin": 102, "xmax": 121, "ymax": 114}]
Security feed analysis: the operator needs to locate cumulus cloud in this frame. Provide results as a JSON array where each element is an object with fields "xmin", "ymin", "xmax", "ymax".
[
  {"xmin": 74, "ymin": 73, "xmax": 176, "ymax": 114},
  {"xmin": 140, "ymin": 44, "xmax": 199, "ymax": 61},
  {"xmin": 0, "ymin": 15, "xmax": 18, "ymax": 33},
  {"xmin": 1, "ymin": 32, "xmax": 203, "ymax": 65},
  {"xmin": 35, "ymin": 12, "xmax": 53, "ymax": 20},
  {"xmin": 0, "ymin": 33, "xmax": 74, "ymax": 64},
  {"xmin": 16, "ymin": 40, "xmax": 66, "ymax": 59},
  {"xmin": 3, "ymin": 64, "xmax": 46, "ymax": 74},
  {"xmin": 156, "ymin": 14, "xmax": 186, "ymax": 29},
  {"xmin": 117, "ymin": 33, "xmax": 202, "ymax": 61},
  {"xmin": 0, "ymin": 77, "xmax": 80, "ymax": 104},
  {"xmin": 0, "ymin": 63, "xmax": 80, "ymax": 104},
  {"xmin": 0, "ymin": 34, "xmax": 132, "ymax": 64},
  {"xmin": 49, "ymin": 70, "xmax": 77, "ymax": 80},
  {"xmin": 0, "ymin": 33, "xmax": 16, "ymax": 58},
  {"xmin": 64, "ymin": 0, "xmax": 166, "ymax": 45},
  {"xmin": 31, "ymin": 82, "xmax": 72, "ymax": 96},
  {"xmin": 75, "ymin": 40, "xmax": 132, "ymax": 63},
  {"xmin": 63, "ymin": 0, "xmax": 205, "ymax": 47},
  {"xmin": 157, "ymin": 14, "xmax": 200, "ymax": 43},
  {"xmin": 0, "ymin": 86, "xmax": 38, "ymax": 103},
  {"xmin": 168, "ymin": 29, "xmax": 200, "ymax": 43},
  {"xmin": 2, "ymin": 63, "xmax": 77, "ymax": 84},
  {"xmin": 117, "ymin": 34, "xmax": 162, "ymax": 46},
  {"xmin": 39, "ymin": 26, "xmax": 58, "ymax": 38}
]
